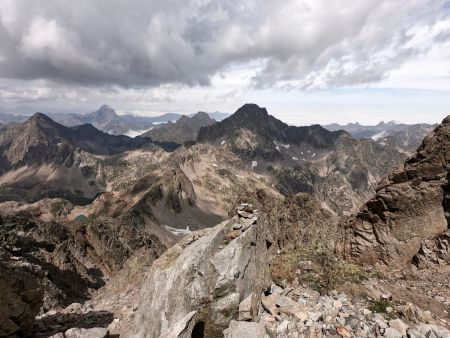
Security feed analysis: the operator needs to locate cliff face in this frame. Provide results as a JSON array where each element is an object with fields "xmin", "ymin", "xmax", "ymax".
[
  {"xmin": 344, "ymin": 116, "xmax": 450, "ymax": 269},
  {"xmin": 0, "ymin": 215, "xmax": 166, "ymax": 311}
]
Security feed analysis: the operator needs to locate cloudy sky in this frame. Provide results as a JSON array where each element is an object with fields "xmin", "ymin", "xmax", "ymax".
[{"xmin": 0, "ymin": 0, "xmax": 449, "ymax": 125}]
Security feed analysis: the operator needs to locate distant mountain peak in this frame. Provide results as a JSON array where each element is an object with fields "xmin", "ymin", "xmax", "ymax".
[
  {"xmin": 26, "ymin": 112, "xmax": 60, "ymax": 129},
  {"xmin": 28, "ymin": 112, "xmax": 53, "ymax": 122},
  {"xmin": 233, "ymin": 103, "xmax": 268, "ymax": 119},
  {"xmin": 94, "ymin": 105, "xmax": 118, "ymax": 119},
  {"xmin": 193, "ymin": 111, "xmax": 211, "ymax": 119}
]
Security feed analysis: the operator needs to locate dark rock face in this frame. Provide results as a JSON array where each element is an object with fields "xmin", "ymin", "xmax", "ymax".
[
  {"xmin": 142, "ymin": 112, "xmax": 215, "ymax": 144},
  {"xmin": 344, "ymin": 116, "xmax": 450, "ymax": 269},
  {"xmin": 0, "ymin": 250, "xmax": 43, "ymax": 337},
  {"xmin": 0, "ymin": 215, "xmax": 166, "ymax": 312}
]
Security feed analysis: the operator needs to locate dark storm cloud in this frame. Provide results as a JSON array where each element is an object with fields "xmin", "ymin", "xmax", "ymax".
[{"xmin": 0, "ymin": 0, "xmax": 448, "ymax": 89}]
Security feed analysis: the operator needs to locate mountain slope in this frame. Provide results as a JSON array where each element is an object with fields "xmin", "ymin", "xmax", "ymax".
[
  {"xmin": 70, "ymin": 144, "xmax": 281, "ymax": 232},
  {"xmin": 0, "ymin": 113, "xmax": 156, "ymax": 204},
  {"xmin": 344, "ymin": 115, "xmax": 450, "ymax": 269},
  {"xmin": 0, "ymin": 113, "xmax": 153, "ymax": 172},
  {"xmin": 198, "ymin": 103, "xmax": 407, "ymax": 213},
  {"xmin": 142, "ymin": 112, "xmax": 215, "ymax": 144}
]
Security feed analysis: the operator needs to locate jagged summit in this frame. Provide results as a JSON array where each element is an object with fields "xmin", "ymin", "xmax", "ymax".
[
  {"xmin": 197, "ymin": 103, "xmax": 347, "ymax": 156},
  {"xmin": 26, "ymin": 112, "xmax": 61, "ymax": 128},
  {"xmin": 232, "ymin": 103, "xmax": 269, "ymax": 118}
]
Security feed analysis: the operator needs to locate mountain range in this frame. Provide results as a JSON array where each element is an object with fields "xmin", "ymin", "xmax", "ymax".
[
  {"xmin": 325, "ymin": 121, "xmax": 437, "ymax": 155},
  {"xmin": 198, "ymin": 104, "xmax": 407, "ymax": 213},
  {"xmin": 0, "ymin": 105, "xmax": 230, "ymax": 137},
  {"xmin": 1, "ymin": 103, "xmax": 449, "ymax": 338}
]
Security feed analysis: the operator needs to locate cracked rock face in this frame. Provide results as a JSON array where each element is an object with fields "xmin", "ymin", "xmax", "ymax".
[
  {"xmin": 131, "ymin": 206, "xmax": 271, "ymax": 338},
  {"xmin": 344, "ymin": 116, "xmax": 450, "ymax": 269},
  {"xmin": 0, "ymin": 250, "xmax": 43, "ymax": 337}
]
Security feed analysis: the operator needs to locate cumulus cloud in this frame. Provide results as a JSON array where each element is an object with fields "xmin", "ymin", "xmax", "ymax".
[{"xmin": 0, "ymin": 0, "xmax": 448, "ymax": 91}]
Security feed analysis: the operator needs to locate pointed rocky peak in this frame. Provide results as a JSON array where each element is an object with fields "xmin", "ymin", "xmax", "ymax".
[
  {"xmin": 27, "ymin": 112, "xmax": 55, "ymax": 124},
  {"xmin": 232, "ymin": 103, "xmax": 269, "ymax": 119},
  {"xmin": 176, "ymin": 115, "xmax": 190, "ymax": 123},
  {"xmin": 25, "ymin": 112, "xmax": 65, "ymax": 132},
  {"xmin": 192, "ymin": 111, "xmax": 212, "ymax": 120},
  {"xmin": 197, "ymin": 103, "xmax": 343, "ymax": 151}
]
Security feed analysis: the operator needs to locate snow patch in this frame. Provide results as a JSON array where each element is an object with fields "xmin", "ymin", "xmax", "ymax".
[
  {"xmin": 163, "ymin": 225, "xmax": 192, "ymax": 235},
  {"xmin": 292, "ymin": 157, "xmax": 299, "ymax": 161},
  {"xmin": 371, "ymin": 130, "xmax": 388, "ymax": 141},
  {"xmin": 124, "ymin": 128, "xmax": 152, "ymax": 137}
]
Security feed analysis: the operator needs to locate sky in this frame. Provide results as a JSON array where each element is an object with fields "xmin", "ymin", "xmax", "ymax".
[{"xmin": 0, "ymin": 0, "xmax": 449, "ymax": 125}]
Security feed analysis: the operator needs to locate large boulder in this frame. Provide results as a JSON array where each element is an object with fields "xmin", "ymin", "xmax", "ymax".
[
  {"xmin": 131, "ymin": 206, "xmax": 271, "ymax": 338},
  {"xmin": 344, "ymin": 116, "xmax": 450, "ymax": 269}
]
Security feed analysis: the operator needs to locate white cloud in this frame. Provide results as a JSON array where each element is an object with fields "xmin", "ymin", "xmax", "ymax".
[{"xmin": 0, "ymin": 0, "xmax": 448, "ymax": 124}]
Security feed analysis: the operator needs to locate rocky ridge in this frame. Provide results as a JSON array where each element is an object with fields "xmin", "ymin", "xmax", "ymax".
[
  {"xmin": 131, "ymin": 204, "xmax": 271, "ymax": 337},
  {"xmin": 344, "ymin": 115, "xmax": 450, "ymax": 269}
]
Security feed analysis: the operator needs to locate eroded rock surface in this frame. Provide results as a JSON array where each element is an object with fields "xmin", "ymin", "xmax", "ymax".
[
  {"xmin": 0, "ymin": 250, "xmax": 43, "ymax": 337},
  {"xmin": 345, "ymin": 116, "xmax": 450, "ymax": 268},
  {"xmin": 131, "ymin": 205, "xmax": 271, "ymax": 338}
]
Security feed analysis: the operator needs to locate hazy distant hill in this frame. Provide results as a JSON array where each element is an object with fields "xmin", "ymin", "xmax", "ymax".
[
  {"xmin": 142, "ymin": 112, "xmax": 215, "ymax": 144},
  {"xmin": 324, "ymin": 121, "xmax": 437, "ymax": 154},
  {"xmin": 0, "ymin": 106, "xmax": 230, "ymax": 136}
]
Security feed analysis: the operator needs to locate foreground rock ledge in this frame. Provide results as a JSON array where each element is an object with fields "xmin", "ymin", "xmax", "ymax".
[{"xmin": 130, "ymin": 206, "xmax": 271, "ymax": 338}]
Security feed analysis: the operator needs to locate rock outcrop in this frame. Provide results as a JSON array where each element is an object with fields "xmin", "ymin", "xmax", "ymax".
[
  {"xmin": 344, "ymin": 116, "xmax": 450, "ymax": 268},
  {"xmin": 131, "ymin": 205, "xmax": 271, "ymax": 338},
  {"xmin": 0, "ymin": 215, "xmax": 165, "ymax": 312},
  {"xmin": 0, "ymin": 250, "xmax": 43, "ymax": 337}
]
